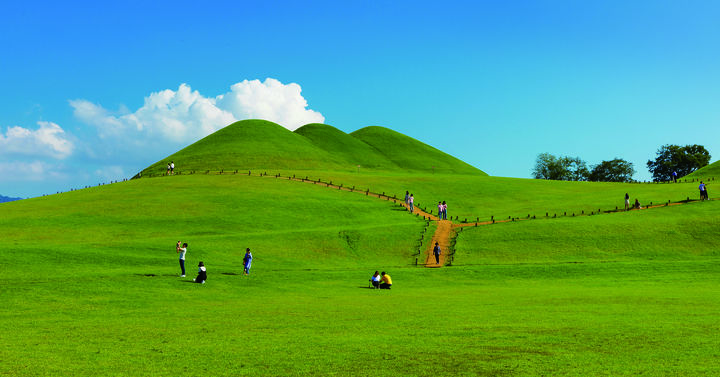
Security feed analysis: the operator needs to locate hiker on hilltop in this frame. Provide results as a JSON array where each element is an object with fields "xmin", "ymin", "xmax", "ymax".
[
  {"xmin": 442, "ymin": 201, "xmax": 447, "ymax": 220},
  {"xmin": 177, "ymin": 242, "xmax": 188, "ymax": 277},
  {"xmin": 433, "ymin": 242, "xmax": 442, "ymax": 264},
  {"xmin": 409, "ymin": 194, "xmax": 414, "ymax": 212},
  {"xmin": 379, "ymin": 271, "xmax": 392, "ymax": 289},
  {"xmin": 624, "ymin": 193, "xmax": 630, "ymax": 211},
  {"xmin": 243, "ymin": 248, "xmax": 253, "ymax": 275}
]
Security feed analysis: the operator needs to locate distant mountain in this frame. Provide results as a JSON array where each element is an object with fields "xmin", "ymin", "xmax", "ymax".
[
  {"xmin": 0, "ymin": 195, "xmax": 22, "ymax": 203},
  {"xmin": 139, "ymin": 119, "xmax": 487, "ymax": 177}
]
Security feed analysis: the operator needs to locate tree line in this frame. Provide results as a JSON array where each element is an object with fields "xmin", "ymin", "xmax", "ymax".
[{"xmin": 533, "ymin": 144, "xmax": 711, "ymax": 182}]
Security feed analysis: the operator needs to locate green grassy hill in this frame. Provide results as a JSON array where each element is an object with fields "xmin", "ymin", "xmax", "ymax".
[
  {"xmin": 140, "ymin": 120, "xmax": 487, "ymax": 177},
  {"xmin": 140, "ymin": 119, "xmax": 351, "ymax": 176},
  {"xmin": 294, "ymin": 123, "xmax": 393, "ymax": 169},
  {"xmin": 3, "ymin": 171, "xmax": 720, "ymax": 376},
  {"xmin": 4, "ymin": 121, "xmax": 720, "ymax": 376},
  {"xmin": 683, "ymin": 159, "xmax": 720, "ymax": 181},
  {"xmin": 351, "ymin": 126, "xmax": 486, "ymax": 175}
]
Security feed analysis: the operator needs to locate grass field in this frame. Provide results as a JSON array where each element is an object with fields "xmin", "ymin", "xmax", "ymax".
[
  {"xmin": 3, "ymin": 120, "xmax": 720, "ymax": 376},
  {"xmin": 2, "ymin": 171, "xmax": 720, "ymax": 376}
]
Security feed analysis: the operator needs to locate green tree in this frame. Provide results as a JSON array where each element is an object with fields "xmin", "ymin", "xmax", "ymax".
[
  {"xmin": 533, "ymin": 153, "xmax": 589, "ymax": 181},
  {"xmin": 646, "ymin": 144, "xmax": 711, "ymax": 182},
  {"xmin": 588, "ymin": 159, "xmax": 635, "ymax": 182}
]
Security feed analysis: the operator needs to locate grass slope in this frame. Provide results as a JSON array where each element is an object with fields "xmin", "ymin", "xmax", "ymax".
[
  {"xmin": 351, "ymin": 126, "xmax": 486, "ymax": 175},
  {"xmin": 140, "ymin": 120, "xmax": 350, "ymax": 176},
  {"xmin": 141, "ymin": 120, "xmax": 487, "ymax": 178},
  {"xmin": 294, "ymin": 123, "xmax": 393, "ymax": 170},
  {"xmin": 251, "ymin": 170, "xmax": 710, "ymax": 222},
  {"xmin": 684, "ymin": 159, "xmax": 720, "ymax": 181},
  {"xmin": 3, "ymin": 173, "xmax": 720, "ymax": 375}
]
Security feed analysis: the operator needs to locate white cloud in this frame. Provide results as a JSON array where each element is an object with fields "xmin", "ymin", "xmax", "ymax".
[
  {"xmin": 0, "ymin": 121, "xmax": 74, "ymax": 159},
  {"xmin": 70, "ymin": 78, "xmax": 324, "ymax": 144},
  {"xmin": 216, "ymin": 78, "xmax": 325, "ymax": 131}
]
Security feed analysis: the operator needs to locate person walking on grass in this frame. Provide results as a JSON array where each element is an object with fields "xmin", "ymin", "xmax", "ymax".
[
  {"xmin": 409, "ymin": 194, "xmax": 414, "ymax": 212},
  {"xmin": 170, "ymin": 161, "xmax": 175, "ymax": 175},
  {"xmin": 405, "ymin": 191, "xmax": 410, "ymax": 206},
  {"xmin": 433, "ymin": 242, "xmax": 441, "ymax": 264},
  {"xmin": 194, "ymin": 261, "xmax": 207, "ymax": 284},
  {"xmin": 379, "ymin": 271, "xmax": 392, "ymax": 289},
  {"xmin": 243, "ymin": 248, "xmax": 253, "ymax": 275},
  {"xmin": 167, "ymin": 163, "xmax": 171, "ymax": 176},
  {"xmin": 442, "ymin": 201, "xmax": 447, "ymax": 220},
  {"xmin": 672, "ymin": 171, "xmax": 678, "ymax": 183},
  {"xmin": 624, "ymin": 193, "xmax": 630, "ymax": 211},
  {"xmin": 177, "ymin": 242, "xmax": 188, "ymax": 277}
]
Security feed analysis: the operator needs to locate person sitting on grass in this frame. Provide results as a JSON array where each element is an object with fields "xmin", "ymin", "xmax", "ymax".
[
  {"xmin": 194, "ymin": 261, "xmax": 207, "ymax": 284},
  {"xmin": 634, "ymin": 198, "xmax": 641, "ymax": 209},
  {"xmin": 379, "ymin": 271, "xmax": 392, "ymax": 290},
  {"xmin": 370, "ymin": 271, "xmax": 381, "ymax": 288}
]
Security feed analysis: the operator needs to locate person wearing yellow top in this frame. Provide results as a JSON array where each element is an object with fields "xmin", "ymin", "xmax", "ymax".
[{"xmin": 379, "ymin": 271, "xmax": 392, "ymax": 289}]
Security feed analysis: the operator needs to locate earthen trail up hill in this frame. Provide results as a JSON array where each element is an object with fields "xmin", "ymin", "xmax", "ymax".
[
  {"xmin": 268, "ymin": 174, "xmax": 713, "ymax": 268},
  {"xmin": 166, "ymin": 171, "xmax": 712, "ymax": 268}
]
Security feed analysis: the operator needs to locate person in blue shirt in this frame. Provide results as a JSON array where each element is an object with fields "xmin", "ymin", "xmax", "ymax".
[{"xmin": 243, "ymin": 248, "xmax": 253, "ymax": 275}]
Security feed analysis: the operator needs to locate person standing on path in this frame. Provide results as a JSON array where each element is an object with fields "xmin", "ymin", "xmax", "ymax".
[
  {"xmin": 437, "ymin": 202, "xmax": 442, "ymax": 218},
  {"xmin": 442, "ymin": 201, "xmax": 447, "ymax": 220},
  {"xmin": 433, "ymin": 242, "xmax": 441, "ymax": 264},
  {"xmin": 405, "ymin": 191, "xmax": 410, "ymax": 206},
  {"xmin": 177, "ymin": 242, "xmax": 188, "ymax": 277},
  {"xmin": 624, "ymin": 193, "xmax": 630, "ymax": 211},
  {"xmin": 699, "ymin": 181, "xmax": 707, "ymax": 200},
  {"xmin": 409, "ymin": 194, "xmax": 414, "ymax": 212},
  {"xmin": 243, "ymin": 248, "xmax": 253, "ymax": 275}
]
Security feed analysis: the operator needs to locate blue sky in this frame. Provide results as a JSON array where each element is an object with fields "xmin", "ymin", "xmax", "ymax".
[{"xmin": 2, "ymin": 1, "xmax": 719, "ymax": 198}]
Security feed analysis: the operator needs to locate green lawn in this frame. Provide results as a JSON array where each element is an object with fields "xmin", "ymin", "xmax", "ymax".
[{"xmin": 2, "ymin": 174, "xmax": 719, "ymax": 376}]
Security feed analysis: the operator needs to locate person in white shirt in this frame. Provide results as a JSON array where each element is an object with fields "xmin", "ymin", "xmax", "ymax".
[
  {"xmin": 170, "ymin": 161, "xmax": 175, "ymax": 175},
  {"xmin": 177, "ymin": 242, "xmax": 188, "ymax": 277},
  {"xmin": 194, "ymin": 261, "xmax": 207, "ymax": 284},
  {"xmin": 370, "ymin": 271, "xmax": 381, "ymax": 289}
]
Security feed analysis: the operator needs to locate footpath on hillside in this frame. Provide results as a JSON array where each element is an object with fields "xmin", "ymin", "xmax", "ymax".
[{"xmin": 158, "ymin": 171, "xmax": 716, "ymax": 268}]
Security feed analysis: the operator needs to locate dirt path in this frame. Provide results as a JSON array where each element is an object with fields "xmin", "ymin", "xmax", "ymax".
[
  {"xmin": 254, "ymin": 173, "xmax": 716, "ymax": 268},
  {"xmin": 424, "ymin": 220, "xmax": 453, "ymax": 267}
]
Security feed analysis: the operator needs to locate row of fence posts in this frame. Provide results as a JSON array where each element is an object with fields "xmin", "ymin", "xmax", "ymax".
[
  {"xmin": 138, "ymin": 169, "xmax": 716, "ymax": 266},
  {"xmin": 42, "ymin": 178, "xmax": 131, "ymax": 197},
  {"xmin": 414, "ymin": 219, "xmax": 431, "ymax": 266}
]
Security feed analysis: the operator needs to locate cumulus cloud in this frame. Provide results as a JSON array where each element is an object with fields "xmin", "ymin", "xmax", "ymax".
[
  {"xmin": 70, "ymin": 78, "xmax": 324, "ymax": 144},
  {"xmin": 0, "ymin": 121, "xmax": 74, "ymax": 159},
  {"xmin": 216, "ymin": 78, "xmax": 324, "ymax": 130}
]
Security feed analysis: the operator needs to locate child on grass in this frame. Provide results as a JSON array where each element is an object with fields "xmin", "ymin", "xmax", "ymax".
[{"xmin": 194, "ymin": 261, "xmax": 207, "ymax": 284}]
